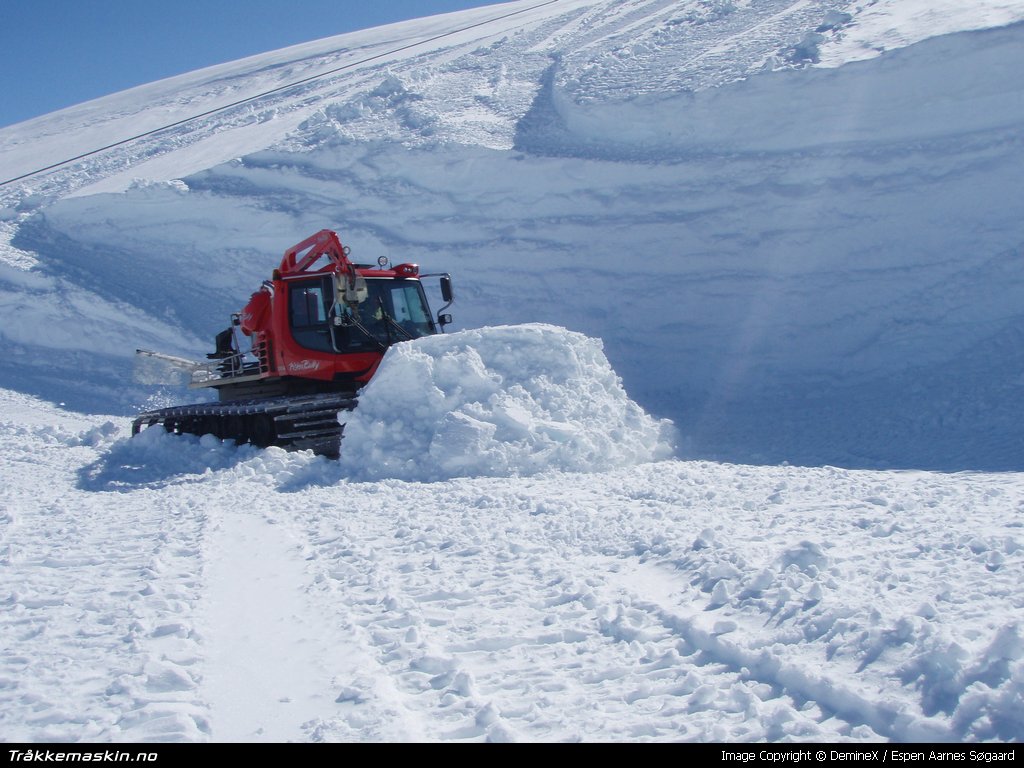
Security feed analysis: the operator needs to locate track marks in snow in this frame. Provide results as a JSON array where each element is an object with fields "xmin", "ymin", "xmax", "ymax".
[
  {"xmin": 4, "ymin": 400, "xmax": 1024, "ymax": 741},
  {"xmin": 278, "ymin": 461, "xmax": 1024, "ymax": 741},
  {"xmin": 598, "ymin": 474, "xmax": 1024, "ymax": 741},
  {"xmin": 200, "ymin": 509, "xmax": 393, "ymax": 741},
  {"xmin": 0, "ymin": 394, "xmax": 208, "ymax": 741}
]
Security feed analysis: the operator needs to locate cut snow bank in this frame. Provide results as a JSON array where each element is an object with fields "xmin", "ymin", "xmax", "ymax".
[
  {"xmin": 532, "ymin": 21, "xmax": 1024, "ymax": 157},
  {"xmin": 340, "ymin": 324, "xmax": 675, "ymax": 482}
]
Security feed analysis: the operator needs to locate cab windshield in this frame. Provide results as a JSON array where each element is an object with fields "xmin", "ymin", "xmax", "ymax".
[{"xmin": 288, "ymin": 276, "xmax": 436, "ymax": 354}]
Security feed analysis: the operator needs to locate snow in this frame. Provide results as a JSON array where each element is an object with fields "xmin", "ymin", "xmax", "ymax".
[
  {"xmin": 5, "ymin": 390, "xmax": 1024, "ymax": 741},
  {"xmin": 2, "ymin": 0, "xmax": 1024, "ymax": 744},
  {"xmin": 341, "ymin": 324, "xmax": 675, "ymax": 481}
]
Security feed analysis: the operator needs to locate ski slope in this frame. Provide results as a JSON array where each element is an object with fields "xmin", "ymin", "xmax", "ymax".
[{"xmin": 2, "ymin": 0, "xmax": 1024, "ymax": 743}]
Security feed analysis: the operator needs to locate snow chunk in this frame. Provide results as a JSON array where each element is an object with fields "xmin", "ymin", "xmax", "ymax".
[
  {"xmin": 816, "ymin": 11, "xmax": 853, "ymax": 34},
  {"xmin": 340, "ymin": 324, "xmax": 675, "ymax": 481},
  {"xmin": 778, "ymin": 541, "xmax": 831, "ymax": 575}
]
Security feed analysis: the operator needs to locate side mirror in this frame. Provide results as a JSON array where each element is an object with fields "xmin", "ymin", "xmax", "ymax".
[
  {"xmin": 438, "ymin": 313, "xmax": 453, "ymax": 327},
  {"xmin": 440, "ymin": 275, "xmax": 453, "ymax": 303}
]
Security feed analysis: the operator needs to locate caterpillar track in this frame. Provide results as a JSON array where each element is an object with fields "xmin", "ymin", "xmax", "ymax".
[{"xmin": 132, "ymin": 393, "xmax": 358, "ymax": 459}]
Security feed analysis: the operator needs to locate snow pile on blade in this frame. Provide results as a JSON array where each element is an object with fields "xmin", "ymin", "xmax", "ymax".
[{"xmin": 340, "ymin": 324, "xmax": 675, "ymax": 481}]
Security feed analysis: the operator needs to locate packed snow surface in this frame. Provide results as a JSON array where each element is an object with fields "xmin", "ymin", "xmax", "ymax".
[
  {"xmin": 4, "ymin": 390, "xmax": 1024, "ymax": 742},
  {"xmin": 1, "ymin": 0, "xmax": 1024, "ymax": 744}
]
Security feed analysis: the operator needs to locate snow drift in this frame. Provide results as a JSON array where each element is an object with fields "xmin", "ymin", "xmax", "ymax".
[{"xmin": 341, "ymin": 324, "xmax": 675, "ymax": 481}]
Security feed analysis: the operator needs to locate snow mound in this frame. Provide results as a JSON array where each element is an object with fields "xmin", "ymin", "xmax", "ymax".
[{"xmin": 340, "ymin": 324, "xmax": 675, "ymax": 481}]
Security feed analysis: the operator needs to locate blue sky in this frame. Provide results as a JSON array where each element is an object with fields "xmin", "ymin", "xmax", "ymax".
[{"xmin": 0, "ymin": 1, "xmax": 496, "ymax": 129}]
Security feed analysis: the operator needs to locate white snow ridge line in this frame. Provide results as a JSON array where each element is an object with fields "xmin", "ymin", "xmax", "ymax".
[{"xmin": 655, "ymin": 607, "xmax": 949, "ymax": 742}]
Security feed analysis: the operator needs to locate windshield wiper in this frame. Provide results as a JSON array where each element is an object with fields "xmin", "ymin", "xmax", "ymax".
[
  {"xmin": 335, "ymin": 307, "xmax": 387, "ymax": 352},
  {"xmin": 376, "ymin": 298, "xmax": 415, "ymax": 342}
]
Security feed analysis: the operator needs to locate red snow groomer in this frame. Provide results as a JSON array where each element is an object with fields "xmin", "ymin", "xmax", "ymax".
[{"xmin": 132, "ymin": 229, "xmax": 453, "ymax": 458}]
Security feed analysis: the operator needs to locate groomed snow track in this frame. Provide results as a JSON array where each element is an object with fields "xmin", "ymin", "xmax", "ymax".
[{"xmin": 131, "ymin": 393, "xmax": 357, "ymax": 458}]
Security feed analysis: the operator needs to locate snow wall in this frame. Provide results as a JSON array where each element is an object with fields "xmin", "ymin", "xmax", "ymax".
[{"xmin": 525, "ymin": 21, "xmax": 1024, "ymax": 157}]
